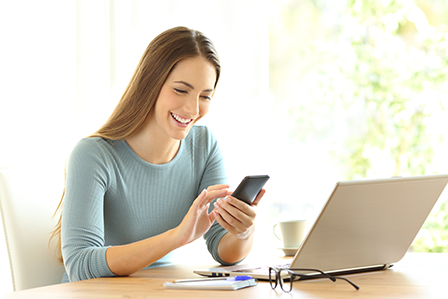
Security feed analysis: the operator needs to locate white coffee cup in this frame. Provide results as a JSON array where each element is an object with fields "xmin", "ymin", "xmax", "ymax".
[{"xmin": 273, "ymin": 220, "xmax": 309, "ymax": 248}]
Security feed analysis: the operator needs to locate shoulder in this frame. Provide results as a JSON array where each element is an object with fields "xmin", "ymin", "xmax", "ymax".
[
  {"xmin": 70, "ymin": 137, "xmax": 112, "ymax": 156},
  {"xmin": 66, "ymin": 138, "xmax": 120, "ymax": 185},
  {"xmin": 68, "ymin": 137, "xmax": 120, "ymax": 166},
  {"xmin": 183, "ymin": 126, "xmax": 223, "ymax": 165},
  {"xmin": 187, "ymin": 125, "xmax": 218, "ymax": 146}
]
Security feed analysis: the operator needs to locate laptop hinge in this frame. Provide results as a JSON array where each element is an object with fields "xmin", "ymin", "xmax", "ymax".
[{"xmin": 294, "ymin": 264, "xmax": 394, "ymax": 281}]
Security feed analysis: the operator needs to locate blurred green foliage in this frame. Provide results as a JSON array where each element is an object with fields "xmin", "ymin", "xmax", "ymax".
[
  {"xmin": 269, "ymin": 0, "xmax": 448, "ymax": 252},
  {"xmin": 412, "ymin": 199, "xmax": 448, "ymax": 252}
]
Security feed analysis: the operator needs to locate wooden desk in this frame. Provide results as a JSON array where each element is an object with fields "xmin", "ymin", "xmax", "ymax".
[{"xmin": 2, "ymin": 253, "xmax": 447, "ymax": 298}]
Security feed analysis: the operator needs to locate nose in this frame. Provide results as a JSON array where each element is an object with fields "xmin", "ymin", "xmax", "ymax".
[{"xmin": 184, "ymin": 95, "xmax": 200, "ymax": 117}]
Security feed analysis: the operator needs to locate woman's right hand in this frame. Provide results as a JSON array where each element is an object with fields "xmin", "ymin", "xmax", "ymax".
[
  {"xmin": 174, "ymin": 184, "xmax": 231, "ymax": 246},
  {"xmin": 105, "ymin": 184, "xmax": 231, "ymax": 277}
]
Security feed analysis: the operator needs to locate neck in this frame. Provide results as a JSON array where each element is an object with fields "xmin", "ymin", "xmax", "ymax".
[{"xmin": 125, "ymin": 120, "xmax": 180, "ymax": 165}]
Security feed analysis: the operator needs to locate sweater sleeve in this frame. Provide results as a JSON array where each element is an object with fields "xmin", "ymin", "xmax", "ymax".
[
  {"xmin": 61, "ymin": 138, "xmax": 116, "ymax": 282},
  {"xmin": 198, "ymin": 127, "xmax": 241, "ymax": 266}
]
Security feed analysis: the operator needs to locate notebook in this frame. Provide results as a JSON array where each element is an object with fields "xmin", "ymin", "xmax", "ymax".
[
  {"xmin": 163, "ymin": 278, "xmax": 257, "ymax": 290},
  {"xmin": 195, "ymin": 174, "xmax": 448, "ymax": 280}
]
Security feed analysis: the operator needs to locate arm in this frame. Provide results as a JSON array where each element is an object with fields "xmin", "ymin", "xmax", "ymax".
[
  {"xmin": 62, "ymin": 139, "xmax": 114, "ymax": 281},
  {"xmin": 106, "ymin": 186, "xmax": 231, "ymax": 276},
  {"xmin": 62, "ymin": 138, "xmax": 230, "ymax": 281},
  {"xmin": 197, "ymin": 126, "xmax": 266, "ymax": 264},
  {"xmin": 212, "ymin": 189, "xmax": 266, "ymax": 264}
]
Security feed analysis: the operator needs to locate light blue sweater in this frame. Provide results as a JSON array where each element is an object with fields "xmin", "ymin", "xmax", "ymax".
[{"xmin": 61, "ymin": 125, "xmax": 230, "ymax": 282}]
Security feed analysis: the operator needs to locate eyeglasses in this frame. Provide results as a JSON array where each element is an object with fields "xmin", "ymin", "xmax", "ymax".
[{"xmin": 269, "ymin": 267, "xmax": 360, "ymax": 293}]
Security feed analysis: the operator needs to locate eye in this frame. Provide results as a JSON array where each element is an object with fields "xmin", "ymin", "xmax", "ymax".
[
  {"xmin": 174, "ymin": 88, "xmax": 187, "ymax": 94},
  {"xmin": 201, "ymin": 95, "xmax": 212, "ymax": 101}
]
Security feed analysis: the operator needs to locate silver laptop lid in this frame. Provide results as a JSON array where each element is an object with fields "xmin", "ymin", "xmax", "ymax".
[{"xmin": 290, "ymin": 174, "xmax": 448, "ymax": 272}]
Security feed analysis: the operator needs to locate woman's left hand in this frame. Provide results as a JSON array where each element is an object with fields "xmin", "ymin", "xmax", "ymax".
[{"xmin": 212, "ymin": 189, "xmax": 266, "ymax": 239}]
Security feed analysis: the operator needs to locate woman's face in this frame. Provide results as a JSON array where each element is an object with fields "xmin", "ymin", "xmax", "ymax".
[{"xmin": 149, "ymin": 56, "xmax": 216, "ymax": 141}]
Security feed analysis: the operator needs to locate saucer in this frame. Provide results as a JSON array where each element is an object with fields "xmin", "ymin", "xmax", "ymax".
[{"xmin": 279, "ymin": 247, "xmax": 299, "ymax": 256}]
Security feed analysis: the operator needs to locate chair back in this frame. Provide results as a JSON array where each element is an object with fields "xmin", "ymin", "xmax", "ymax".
[{"xmin": 0, "ymin": 167, "xmax": 65, "ymax": 291}]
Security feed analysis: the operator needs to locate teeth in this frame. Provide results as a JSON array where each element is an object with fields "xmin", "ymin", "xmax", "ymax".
[{"xmin": 171, "ymin": 112, "xmax": 191, "ymax": 124}]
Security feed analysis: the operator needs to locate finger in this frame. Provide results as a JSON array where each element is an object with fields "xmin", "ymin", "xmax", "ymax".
[
  {"xmin": 206, "ymin": 184, "xmax": 230, "ymax": 192},
  {"xmin": 209, "ymin": 206, "xmax": 218, "ymax": 222},
  {"xmin": 251, "ymin": 189, "xmax": 266, "ymax": 206},
  {"xmin": 203, "ymin": 189, "xmax": 231, "ymax": 204},
  {"xmin": 225, "ymin": 196, "xmax": 255, "ymax": 218},
  {"xmin": 216, "ymin": 208, "xmax": 251, "ymax": 236},
  {"xmin": 206, "ymin": 203, "xmax": 215, "ymax": 221},
  {"xmin": 215, "ymin": 199, "xmax": 251, "ymax": 231},
  {"xmin": 213, "ymin": 209, "xmax": 237, "ymax": 234},
  {"xmin": 195, "ymin": 188, "xmax": 225, "ymax": 207},
  {"xmin": 195, "ymin": 189, "xmax": 208, "ymax": 206},
  {"xmin": 226, "ymin": 196, "xmax": 249, "ymax": 209},
  {"xmin": 226, "ymin": 205, "xmax": 253, "ymax": 228}
]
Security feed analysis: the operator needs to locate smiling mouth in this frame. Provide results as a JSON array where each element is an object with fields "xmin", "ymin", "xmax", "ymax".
[{"xmin": 171, "ymin": 112, "xmax": 193, "ymax": 125}]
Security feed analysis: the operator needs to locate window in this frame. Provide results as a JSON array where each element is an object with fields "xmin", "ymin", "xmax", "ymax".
[{"xmin": 1, "ymin": 1, "xmax": 447, "ymax": 294}]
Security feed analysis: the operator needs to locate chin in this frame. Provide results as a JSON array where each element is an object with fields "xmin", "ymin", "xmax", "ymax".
[
  {"xmin": 171, "ymin": 128, "xmax": 192, "ymax": 141},
  {"xmin": 171, "ymin": 120, "xmax": 199, "ymax": 140}
]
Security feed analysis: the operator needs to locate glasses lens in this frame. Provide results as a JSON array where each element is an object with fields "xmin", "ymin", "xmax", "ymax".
[
  {"xmin": 279, "ymin": 270, "xmax": 293, "ymax": 293},
  {"xmin": 269, "ymin": 268, "xmax": 278, "ymax": 289}
]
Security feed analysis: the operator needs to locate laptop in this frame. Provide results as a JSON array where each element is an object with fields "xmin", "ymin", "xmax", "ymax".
[{"xmin": 195, "ymin": 174, "xmax": 448, "ymax": 280}]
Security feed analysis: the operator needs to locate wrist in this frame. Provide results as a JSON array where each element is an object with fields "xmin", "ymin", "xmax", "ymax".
[
  {"xmin": 235, "ymin": 224, "xmax": 256, "ymax": 240},
  {"xmin": 168, "ymin": 226, "xmax": 191, "ymax": 249}
]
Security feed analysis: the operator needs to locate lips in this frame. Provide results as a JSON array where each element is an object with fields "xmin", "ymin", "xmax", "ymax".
[{"xmin": 171, "ymin": 112, "xmax": 193, "ymax": 125}]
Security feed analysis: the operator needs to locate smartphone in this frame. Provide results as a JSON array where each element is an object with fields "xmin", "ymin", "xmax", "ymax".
[{"xmin": 231, "ymin": 175, "xmax": 270, "ymax": 204}]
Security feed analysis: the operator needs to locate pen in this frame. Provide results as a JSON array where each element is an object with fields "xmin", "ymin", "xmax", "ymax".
[{"xmin": 173, "ymin": 276, "xmax": 253, "ymax": 283}]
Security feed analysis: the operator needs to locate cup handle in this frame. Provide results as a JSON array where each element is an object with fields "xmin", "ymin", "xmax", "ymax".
[{"xmin": 273, "ymin": 223, "xmax": 282, "ymax": 241}]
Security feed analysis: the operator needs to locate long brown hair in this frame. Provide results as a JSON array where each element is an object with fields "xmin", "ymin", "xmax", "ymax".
[{"xmin": 49, "ymin": 26, "xmax": 221, "ymax": 263}]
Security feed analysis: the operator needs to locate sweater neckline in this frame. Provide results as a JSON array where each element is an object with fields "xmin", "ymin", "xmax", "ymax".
[{"xmin": 119, "ymin": 139, "xmax": 185, "ymax": 168}]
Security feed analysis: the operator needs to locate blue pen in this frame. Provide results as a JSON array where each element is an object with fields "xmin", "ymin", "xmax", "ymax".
[{"xmin": 230, "ymin": 275, "xmax": 253, "ymax": 281}]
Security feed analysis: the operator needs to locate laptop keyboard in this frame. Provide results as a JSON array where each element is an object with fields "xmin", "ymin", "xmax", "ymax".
[{"xmin": 233, "ymin": 263, "xmax": 291, "ymax": 274}]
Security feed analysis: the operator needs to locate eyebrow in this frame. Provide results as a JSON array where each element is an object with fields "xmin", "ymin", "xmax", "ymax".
[{"xmin": 174, "ymin": 81, "xmax": 214, "ymax": 93}]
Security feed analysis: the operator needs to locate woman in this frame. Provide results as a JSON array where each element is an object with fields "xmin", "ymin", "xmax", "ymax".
[{"xmin": 50, "ymin": 26, "xmax": 265, "ymax": 283}]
